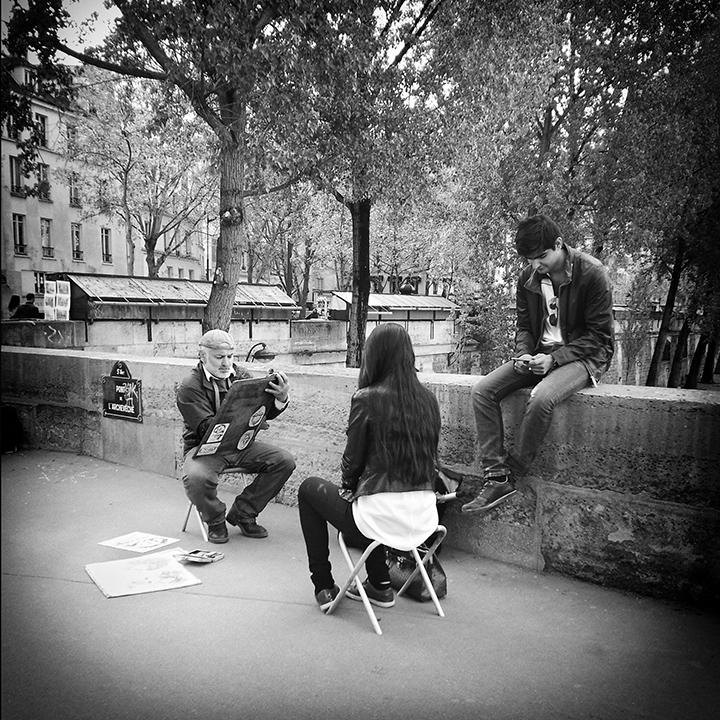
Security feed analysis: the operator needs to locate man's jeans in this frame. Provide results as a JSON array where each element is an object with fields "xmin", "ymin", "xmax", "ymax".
[
  {"xmin": 472, "ymin": 360, "xmax": 590, "ymax": 478},
  {"xmin": 182, "ymin": 440, "xmax": 295, "ymax": 526}
]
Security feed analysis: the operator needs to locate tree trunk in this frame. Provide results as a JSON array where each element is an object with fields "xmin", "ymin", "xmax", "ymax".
[
  {"xmin": 204, "ymin": 134, "xmax": 247, "ymax": 334},
  {"xmin": 668, "ymin": 316, "xmax": 691, "ymax": 388},
  {"xmin": 123, "ymin": 203, "xmax": 134, "ymax": 277},
  {"xmin": 299, "ymin": 240, "xmax": 312, "ymax": 319},
  {"xmin": 646, "ymin": 240, "xmax": 685, "ymax": 386},
  {"xmin": 684, "ymin": 333, "xmax": 708, "ymax": 389},
  {"xmin": 700, "ymin": 336, "xmax": 717, "ymax": 383},
  {"xmin": 285, "ymin": 238, "xmax": 294, "ymax": 297},
  {"xmin": 346, "ymin": 198, "xmax": 371, "ymax": 368}
]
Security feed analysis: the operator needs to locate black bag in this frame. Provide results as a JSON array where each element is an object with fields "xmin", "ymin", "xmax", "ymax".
[{"xmin": 387, "ymin": 544, "xmax": 448, "ymax": 602}]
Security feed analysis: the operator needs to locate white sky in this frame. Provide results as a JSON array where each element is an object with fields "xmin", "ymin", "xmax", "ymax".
[{"xmin": 2, "ymin": 0, "xmax": 120, "ymax": 60}]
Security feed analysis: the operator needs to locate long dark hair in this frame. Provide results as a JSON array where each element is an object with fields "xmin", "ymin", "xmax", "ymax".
[{"xmin": 358, "ymin": 323, "xmax": 440, "ymax": 486}]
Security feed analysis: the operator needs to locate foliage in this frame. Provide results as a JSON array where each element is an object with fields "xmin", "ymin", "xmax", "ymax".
[{"xmin": 61, "ymin": 66, "xmax": 218, "ymax": 276}]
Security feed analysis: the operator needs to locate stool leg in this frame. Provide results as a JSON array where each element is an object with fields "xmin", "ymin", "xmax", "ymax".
[
  {"xmin": 326, "ymin": 534, "xmax": 383, "ymax": 635},
  {"xmin": 195, "ymin": 506, "xmax": 209, "ymax": 543},
  {"xmin": 182, "ymin": 501, "xmax": 208, "ymax": 543},
  {"xmin": 396, "ymin": 526, "xmax": 447, "ymax": 618},
  {"xmin": 181, "ymin": 502, "xmax": 193, "ymax": 532},
  {"xmin": 411, "ymin": 546, "xmax": 445, "ymax": 617}
]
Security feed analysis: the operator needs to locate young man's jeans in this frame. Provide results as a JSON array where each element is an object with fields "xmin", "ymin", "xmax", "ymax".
[
  {"xmin": 472, "ymin": 360, "xmax": 590, "ymax": 479},
  {"xmin": 298, "ymin": 476, "xmax": 389, "ymax": 594},
  {"xmin": 182, "ymin": 440, "xmax": 295, "ymax": 526}
]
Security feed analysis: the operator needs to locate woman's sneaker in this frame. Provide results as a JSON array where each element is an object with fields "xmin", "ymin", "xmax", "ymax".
[
  {"xmin": 346, "ymin": 579, "xmax": 395, "ymax": 608},
  {"xmin": 315, "ymin": 584, "xmax": 340, "ymax": 611},
  {"xmin": 461, "ymin": 477, "xmax": 516, "ymax": 513}
]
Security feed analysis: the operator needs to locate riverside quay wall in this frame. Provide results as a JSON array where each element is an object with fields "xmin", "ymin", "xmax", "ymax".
[{"xmin": 2, "ymin": 346, "xmax": 718, "ymax": 607}]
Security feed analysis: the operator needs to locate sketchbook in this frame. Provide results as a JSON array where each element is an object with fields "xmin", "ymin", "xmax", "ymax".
[
  {"xmin": 194, "ymin": 375, "xmax": 275, "ymax": 458},
  {"xmin": 85, "ymin": 547, "xmax": 201, "ymax": 598}
]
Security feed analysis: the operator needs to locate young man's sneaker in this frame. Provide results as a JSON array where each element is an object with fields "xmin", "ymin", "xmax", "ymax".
[
  {"xmin": 315, "ymin": 584, "xmax": 340, "ymax": 611},
  {"xmin": 346, "ymin": 579, "xmax": 395, "ymax": 608},
  {"xmin": 207, "ymin": 521, "xmax": 229, "ymax": 544},
  {"xmin": 461, "ymin": 477, "xmax": 516, "ymax": 513}
]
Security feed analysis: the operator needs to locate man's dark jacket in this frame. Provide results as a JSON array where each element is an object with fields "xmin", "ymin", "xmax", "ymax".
[{"xmin": 515, "ymin": 243, "xmax": 614, "ymax": 384}]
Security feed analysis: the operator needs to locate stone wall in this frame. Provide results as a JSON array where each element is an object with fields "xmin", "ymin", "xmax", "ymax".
[{"xmin": 2, "ymin": 345, "xmax": 718, "ymax": 606}]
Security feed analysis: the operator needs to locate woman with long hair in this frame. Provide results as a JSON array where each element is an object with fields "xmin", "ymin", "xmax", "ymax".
[{"xmin": 298, "ymin": 323, "xmax": 441, "ymax": 610}]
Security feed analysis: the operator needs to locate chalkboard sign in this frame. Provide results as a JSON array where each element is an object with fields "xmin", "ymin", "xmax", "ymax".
[{"xmin": 103, "ymin": 361, "xmax": 142, "ymax": 422}]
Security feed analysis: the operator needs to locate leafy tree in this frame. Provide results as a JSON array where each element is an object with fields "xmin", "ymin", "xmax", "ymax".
[
  {"xmin": 5, "ymin": 0, "xmax": 373, "ymax": 334},
  {"xmin": 305, "ymin": 1, "xmax": 451, "ymax": 365},
  {"xmin": 62, "ymin": 66, "xmax": 217, "ymax": 276}
]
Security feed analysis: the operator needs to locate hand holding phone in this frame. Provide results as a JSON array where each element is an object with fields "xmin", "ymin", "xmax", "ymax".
[{"xmin": 512, "ymin": 355, "xmax": 532, "ymax": 374}]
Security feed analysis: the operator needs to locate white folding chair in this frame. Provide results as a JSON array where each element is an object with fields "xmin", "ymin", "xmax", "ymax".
[{"xmin": 325, "ymin": 525, "xmax": 447, "ymax": 635}]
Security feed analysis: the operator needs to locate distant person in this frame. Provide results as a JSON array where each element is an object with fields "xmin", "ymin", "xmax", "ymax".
[
  {"xmin": 297, "ymin": 323, "xmax": 441, "ymax": 611},
  {"xmin": 7, "ymin": 294, "xmax": 21, "ymax": 319},
  {"xmin": 14, "ymin": 293, "xmax": 41, "ymax": 319},
  {"xmin": 176, "ymin": 329, "xmax": 296, "ymax": 543},
  {"xmin": 462, "ymin": 214, "xmax": 614, "ymax": 514}
]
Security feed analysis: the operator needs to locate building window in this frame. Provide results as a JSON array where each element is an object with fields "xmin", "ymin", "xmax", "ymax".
[
  {"xmin": 66, "ymin": 122, "xmax": 78, "ymax": 149},
  {"xmin": 188, "ymin": 269, "xmax": 194, "ymax": 281},
  {"xmin": 72, "ymin": 223, "xmax": 83, "ymax": 261},
  {"xmin": 69, "ymin": 173, "xmax": 81, "ymax": 206},
  {"xmin": 24, "ymin": 69, "xmax": 37, "ymax": 90},
  {"xmin": 38, "ymin": 163, "xmax": 51, "ymax": 201},
  {"xmin": 10, "ymin": 156, "xmax": 25, "ymax": 195},
  {"xmin": 167, "ymin": 266, "xmax": 174, "ymax": 278},
  {"xmin": 34, "ymin": 271, "xmax": 45, "ymax": 295},
  {"xmin": 41, "ymin": 218, "xmax": 54, "ymax": 258},
  {"xmin": 101, "ymin": 228, "xmax": 112, "ymax": 263},
  {"xmin": 6, "ymin": 116, "xmax": 19, "ymax": 141},
  {"xmin": 178, "ymin": 268, "xmax": 184, "ymax": 279},
  {"xmin": 35, "ymin": 113, "xmax": 48, "ymax": 148},
  {"xmin": 13, "ymin": 214, "xmax": 27, "ymax": 255},
  {"xmin": 315, "ymin": 276, "xmax": 324, "ymax": 291}
]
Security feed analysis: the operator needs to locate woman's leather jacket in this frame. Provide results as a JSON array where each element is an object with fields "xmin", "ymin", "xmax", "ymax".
[{"xmin": 340, "ymin": 383, "xmax": 435, "ymax": 500}]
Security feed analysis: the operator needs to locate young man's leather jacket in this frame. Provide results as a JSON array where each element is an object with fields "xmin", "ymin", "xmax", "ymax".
[
  {"xmin": 176, "ymin": 362, "xmax": 285, "ymax": 455},
  {"xmin": 340, "ymin": 383, "xmax": 436, "ymax": 500},
  {"xmin": 515, "ymin": 243, "xmax": 614, "ymax": 385}
]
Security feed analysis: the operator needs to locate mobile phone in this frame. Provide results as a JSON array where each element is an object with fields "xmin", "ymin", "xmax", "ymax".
[{"xmin": 512, "ymin": 357, "xmax": 530, "ymax": 364}]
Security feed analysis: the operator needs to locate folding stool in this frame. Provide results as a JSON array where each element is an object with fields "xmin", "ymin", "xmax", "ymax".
[{"xmin": 325, "ymin": 525, "xmax": 447, "ymax": 635}]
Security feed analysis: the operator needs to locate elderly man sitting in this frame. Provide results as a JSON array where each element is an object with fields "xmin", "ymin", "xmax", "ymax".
[{"xmin": 176, "ymin": 329, "xmax": 295, "ymax": 543}]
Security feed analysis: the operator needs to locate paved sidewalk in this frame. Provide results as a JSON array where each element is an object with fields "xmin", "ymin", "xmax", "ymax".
[{"xmin": 1, "ymin": 450, "xmax": 718, "ymax": 720}]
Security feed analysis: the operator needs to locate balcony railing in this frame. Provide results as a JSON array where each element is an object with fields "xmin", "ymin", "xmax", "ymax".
[
  {"xmin": 42, "ymin": 246, "xmax": 55, "ymax": 258},
  {"xmin": 72, "ymin": 250, "xmax": 84, "ymax": 261},
  {"xmin": 14, "ymin": 244, "xmax": 27, "ymax": 256},
  {"xmin": 102, "ymin": 253, "xmax": 113, "ymax": 263}
]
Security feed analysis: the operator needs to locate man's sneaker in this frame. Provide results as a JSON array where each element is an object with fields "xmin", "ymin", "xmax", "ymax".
[
  {"xmin": 226, "ymin": 513, "xmax": 268, "ymax": 539},
  {"xmin": 315, "ymin": 584, "xmax": 340, "ymax": 611},
  {"xmin": 461, "ymin": 478, "xmax": 516, "ymax": 514},
  {"xmin": 346, "ymin": 579, "xmax": 395, "ymax": 608},
  {"xmin": 207, "ymin": 521, "xmax": 229, "ymax": 544}
]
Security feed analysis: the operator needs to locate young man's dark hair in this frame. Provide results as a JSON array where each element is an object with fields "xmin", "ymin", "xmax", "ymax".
[
  {"xmin": 515, "ymin": 214, "xmax": 563, "ymax": 258},
  {"xmin": 25, "ymin": 293, "xmax": 35, "ymax": 302}
]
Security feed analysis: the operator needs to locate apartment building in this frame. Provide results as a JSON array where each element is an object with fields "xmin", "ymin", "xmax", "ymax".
[{"xmin": 1, "ymin": 62, "xmax": 207, "ymax": 315}]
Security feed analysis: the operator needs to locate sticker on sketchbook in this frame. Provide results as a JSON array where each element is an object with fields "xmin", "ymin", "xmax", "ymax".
[
  {"xmin": 196, "ymin": 443, "xmax": 220, "ymax": 456},
  {"xmin": 236, "ymin": 430, "xmax": 256, "ymax": 451},
  {"xmin": 248, "ymin": 406, "xmax": 266, "ymax": 428},
  {"xmin": 206, "ymin": 423, "xmax": 229, "ymax": 443}
]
